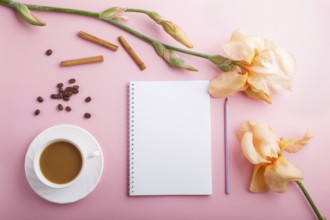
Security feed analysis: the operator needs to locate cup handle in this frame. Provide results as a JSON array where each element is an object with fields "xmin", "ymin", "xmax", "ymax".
[{"xmin": 86, "ymin": 150, "xmax": 100, "ymax": 160}]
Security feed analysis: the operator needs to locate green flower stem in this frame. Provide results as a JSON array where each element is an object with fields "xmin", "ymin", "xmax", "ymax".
[
  {"xmin": 0, "ymin": 0, "xmax": 9, "ymax": 6},
  {"xmin": 102, "ymin": 18, "xmax": 210, "ymax": 58},
  {"xmin": 296, "ymin": 181, "xmax": 323, "ymax": 220},
  {"xmin": 25, "ymin": 4, "xmax": 98, "ymax": 17},
  {"xmin": 126, "ymin": 8, "xmax": 150, "ymax": 14},
  {"xmin": 163, "ymin": 43, "xmax": 211, "ymax": 59},
  {"xmin": 0, "ymin": 0, "xmax": 214, "ymax": 59},
  {"xmin": 125, "ymin": 8, "xmax": 214, "ymax": 59}
]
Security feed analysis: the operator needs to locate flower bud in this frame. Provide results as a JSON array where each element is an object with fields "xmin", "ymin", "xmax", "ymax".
[
  {"xmin": 14, "ymin": 3, "xmax": 46, "ymax": 26},
  {"xmin": 154, "ymin": 42, "xmax": 197, "ymax": 71},
  {"xmin": 144, "ymin": 10, "xmax": 193, "ymax": 48},
  {"xmin": 100, "ymin": 7, "xmax": 127, "ymax": 20},
  {"xmin": 158, "ymin": 20, "xmax": 193, "ymax": 48}
]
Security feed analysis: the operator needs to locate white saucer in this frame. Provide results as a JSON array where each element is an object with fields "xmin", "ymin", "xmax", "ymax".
[{"xmin": 25, "ymin": 124, "xmax": 104, "ymax": 204}]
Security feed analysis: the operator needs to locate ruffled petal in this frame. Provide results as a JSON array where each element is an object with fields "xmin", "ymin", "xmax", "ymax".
[
  {"xmin": 209, "ymin": 71, "xmax": 247, "ymax": 98},
  {"xmin": 244, "ymin": 87, "xmax": 272, "ymax": 104},
  {"xmin": 250, "ymin": 48, "xmax": 295, "ymax": 79},
  {"xmin": 264, "ymin": 156, "xmax": 304, "ymax": 193},
  {"xmin": 237, "ymin": 120, "xmax": 255, "ymax": 142},
  {"xmin": 251, "ymin": 122, "xmax": 280, "ymax": 159},
  {"xmin": 247, "ymin": 48, "xmax": 295, "ymax": 94},
  {"xmin": 249, "ymin": 164, "xmax": 269, "ymax": 193},
  {"xmin": 279, "ymin": 130, "xmax": 313, "ymax": 153},
  {"xmin": 241, "ymin": 132, "xmax": 269, "ymax": 164},
  {"xmin": 223, "ymin": 30, "xmax": 275, "ymax": 64}
]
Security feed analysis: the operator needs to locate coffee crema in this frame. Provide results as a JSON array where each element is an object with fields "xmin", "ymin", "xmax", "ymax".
[{"xmin": 39, "ymin": 141, "xmax": 83, "ymax": 184}]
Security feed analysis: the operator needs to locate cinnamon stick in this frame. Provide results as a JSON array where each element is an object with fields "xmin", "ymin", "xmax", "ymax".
[
  {"xmin": 60, "ymin": 55, "xmax": 104, "ymax": 67},
  {"xmin": 78, "ymin": 31, "xmax": 119, "ymax": 51},
  {"xmin": 118, "ymin": 36, "xmax": 146, "ymax": 70}
]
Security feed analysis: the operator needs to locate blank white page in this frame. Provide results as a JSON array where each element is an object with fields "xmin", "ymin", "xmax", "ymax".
[{"xmin": 129, "ymin": 81, "xmax": 212, "ymax": 196}]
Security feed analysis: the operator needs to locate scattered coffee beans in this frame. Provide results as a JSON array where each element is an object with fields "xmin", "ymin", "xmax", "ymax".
[
  {"xmin": 68, "ymin": 78, "xmax": 76, "ymax": 84},
  {"xmin": 57, "ymin": 83, "xmax": 64, "ymax": 88},
  {"xmin": 37, "ymin": 96, "xmax": 44, "ymax": 103},
  {"xmin": 34, "ymin": 109, "xmax": 40, "ymax": 115},
  {"xmin": 49, "ymin": 81, "xmax": 80, "ymax": 101},
  {"xmin": 57, "ymin": 104, "xmax": 63, "ymax": 111},
  {"xmin": 45, "ymin": 49, "xmax": 53, "ymax": 56},
  {"xmin": 50, "ymin": 94, "xmax": 58, "ymax": 99},
  {"xmin": 85, "ymin": 96, "xmax": 92, "ymax": 103},
  {"xmin": 35, "ymin": 79, "xmax": 93, "ymax": 118}
]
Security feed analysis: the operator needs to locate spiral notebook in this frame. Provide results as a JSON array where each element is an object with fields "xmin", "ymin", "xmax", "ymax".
[{"xmin": 128, "ymin": 81, "xmax": 212, "ymax": 196}]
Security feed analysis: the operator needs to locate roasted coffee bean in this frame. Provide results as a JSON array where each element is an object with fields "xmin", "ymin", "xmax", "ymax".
[
  {"xmin": 57, "ymin": 93, "xmax": 63, "ymax": 99},
  {"xmin": 73, "ymin": 85, "xmax": 79, "ymax": 90},
  {"xmin": 50, "ymin": 94, "xmax": 58, "ymax": 99},
  {"xmin": 85, "ymin": 97, "xmax": 92, "ymax": 103},
  {"xmin": 84, "ymin": 113, "xmax": 91, "ymax": 118},
  {"xmin": 63, "ymin": 97, "xmax": 70, "ymax": 101},
  {"xmin": 45, "ymin": 49, "xmax": 53, "ymax": 56},
  {"xmin": 63, "ymin": 91, "xmax": 71, "ymax": 96},
  {"xmin": 72, "ymin": 89, "xmax": 79, "ymax": 94},
  {"xmin": 57, "ymin": 83, "xmax": 63, "ymax": 88},
  {"xmin": 37, "ymin": 96, "xmax": 44, "ymax": 103},
  {"xmin": 65, "ymin": 87, "xmax": 73, "ymax": 92},
  {"xmin": 59, "ymin": 87, "xmax": 64, "ymax": 93},
  {"xmin": 65, "ymin": 106, "xmax": 71, "ymax": 112},
  {"xmin": 68, "ymin": 79, "xmax": 76, "ymax": 84},
  {"xmin": 57, "ymin": 104, "xmax": 63, "ymax": 111},
  {"xmin": 34, "ymin": 109, "xmax": 40, "ymax": 115}
]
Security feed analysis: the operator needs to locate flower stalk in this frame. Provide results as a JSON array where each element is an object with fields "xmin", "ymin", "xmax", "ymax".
[
  {"xmin": 0, "ymin": 0, "xmax": 213, "ymax": 61},
  {"xmin": 296, "ymin": 181, "xmax": 324, "ymax": 220},
  {"xmin": 0, "ymin": 0, "xmax": 299, "ymax": 102}
]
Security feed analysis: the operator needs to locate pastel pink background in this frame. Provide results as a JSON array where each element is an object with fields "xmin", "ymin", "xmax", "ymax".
[{"xmin": 1, "ymin": 0, "xmax": 329, "ymax": 219}]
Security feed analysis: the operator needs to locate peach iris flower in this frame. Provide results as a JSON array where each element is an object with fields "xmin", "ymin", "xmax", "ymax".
[
  {"xmin": 238, "ymin": 120, "xmax": 312, "ymax": 193},
  {"xmin": 209, "ymin": 30, "xmax": 296, "ymax": 104}
]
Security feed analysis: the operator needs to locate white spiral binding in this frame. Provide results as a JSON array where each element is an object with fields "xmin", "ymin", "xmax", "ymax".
[{"xmin": 129, "ymin": 82, "xmax": 135, "ymax": 195}]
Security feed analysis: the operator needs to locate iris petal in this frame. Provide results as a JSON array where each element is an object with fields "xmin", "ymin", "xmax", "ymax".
[
  {"xmin": 209, "ymin": 71, "xmax": 247, "ymax": 98},
  {"xmin": 264, "ymin": 156, "xmax": 303, "ymax": 193},
  {"xmin": 237, "ymin": 120, "xmax": 255, "ymax": 142},
  {"xmin": 244, "ymin": 87, "xmax": 272, "ymax": 104},
  {"xmin": 251, "ymin": 122, "xmax": 280, "ymax": 159},
  {"xmin": 223, "ymin": 30, "xmax": 275, "ymax": 64},
  {"xmin": 250, "ymin": 164, "xmax": 269, "ymax": 193},
  {"xmin": 247, "ymin": 48, "xmax": 295, "ymax": 95},
  {"xmin": 279, "ymin": 131, "xmax": 313, "ymax": 153},
  {"xmin": 249, "ymin": 48, "xmax": 295, "ymax": 79},
  {"xmin": 241, "ymin": 132, "xmax": 269, "ymax": 164}
]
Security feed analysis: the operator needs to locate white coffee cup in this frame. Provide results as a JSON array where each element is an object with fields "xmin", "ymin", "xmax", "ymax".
[{"xmin": 34, "ymin": 138, "xmax": 100, "ymax": 188}]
